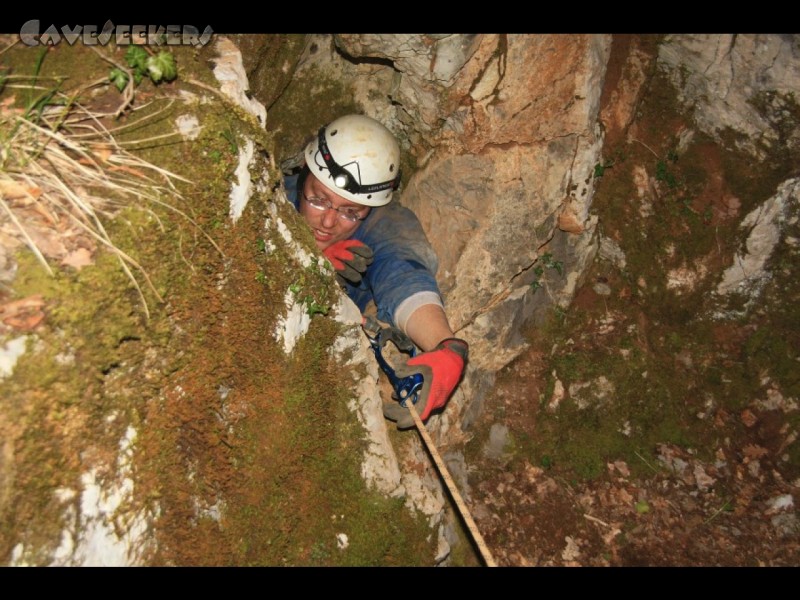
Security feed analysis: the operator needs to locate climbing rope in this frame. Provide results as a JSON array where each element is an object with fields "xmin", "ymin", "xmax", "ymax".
[
  {"xmin": 363, "ymin": 318, "xmax": 497, "ymax": 566},
  {"xmin": 405, "ymin": 401, "xmax": 498, "ymax": 567}
]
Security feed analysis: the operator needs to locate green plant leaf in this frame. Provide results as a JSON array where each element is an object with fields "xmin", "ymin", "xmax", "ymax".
[
  {"xmin": 303, "ymin": 295, "xmax": 329, "ymax": 316},
  {"xmin": 146, "ymin": 52, "xmax": 177, "ymax": 84},
  {"xmin": 593, "ymin": 160, "xmax": 614, "ymax": 178},
  {"xmin": 32, "ymin": 47, "xmax": 47, "ymax": 81},
  {"xmin": 124, "ymin": 46, "xmax": 149, "ymax": 72},
  {"xmin": 221, "ymin": 128, "xmax": 238, "ymax": 153},
  {"xmin": 109, "ymin": 68, "xmax": 129, "ymax": 93}
]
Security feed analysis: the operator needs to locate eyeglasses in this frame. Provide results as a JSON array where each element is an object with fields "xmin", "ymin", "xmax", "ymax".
[{"xmin": 302, "ymin": 192, "xmax": 368, "ymax": 223}]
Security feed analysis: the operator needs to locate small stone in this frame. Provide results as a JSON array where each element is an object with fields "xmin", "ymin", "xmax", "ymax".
[
  {"xmin": 740, "ymin": 409, "xmax": 758, "ymax": 427},
  {"xmin": 548, "ymin": 376, "xmax": 565, "ymax": 412},
  {"xmin": 771, "ymin": 514, "xmax": 799, "ymax": 539},
  {"xmin": 336, "ymin": 533, "xmax": 349, "ymax": 550},
  {"xmin": 765, "ymin": 494, "xmax": 794, "ymax": 515},
  {"xmin": 694, "ymin": 465, "xmax": 716, "ymax": 491},
  {"xmin": 561, "ymin": 536, "xmax": 581, "ymax": 561},
  {"xmin": 593, "ymin": 281, "xmax": 612, "ymax": 296},
  {"xmin": 483, "ymin": 423, "xmax": 511, "ymax": 462},
  {"xmin": 175, "ymin": 114, "xmax": 202, "ymax": 141}
]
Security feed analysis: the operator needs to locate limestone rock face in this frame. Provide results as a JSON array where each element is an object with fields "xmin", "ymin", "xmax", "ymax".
[
  {"xmin": 715, "ymin": 177, "xmax": 800, "ymax": 307},
  {"xmin": 336, "ymin": 34, "xmax": 479, "ymax": 85},
  {"xmin": 335, "ymin": 34, "xmax": 481, "ymax": 133},
  {"xmin": 400, "ymin": 35, "xmax": 610, "ymax": 378},
  {"xmin": 599, "ymin": 35, "xmax": 658, "ymax": 146},
  {"xmin": 228, "ymin": 34, "xmax": 307, "ymax": 120},
  {"xmin": 447, "ymin": 35, "xmax": 610, "ymax": 153},
  {"xmin": 658, "ymin": 34, "xmax": 800, "ymax": 160}
]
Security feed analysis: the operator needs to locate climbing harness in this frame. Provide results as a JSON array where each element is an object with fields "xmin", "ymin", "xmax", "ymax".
[{"xmin": 362, "ymin": 317, "xmax": 498, "ymax": 568}]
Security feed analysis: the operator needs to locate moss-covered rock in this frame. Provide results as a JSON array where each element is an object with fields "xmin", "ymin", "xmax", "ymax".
[{"xmin": 0, "ymin": 35, "xmax": 435, "ymax": 566}]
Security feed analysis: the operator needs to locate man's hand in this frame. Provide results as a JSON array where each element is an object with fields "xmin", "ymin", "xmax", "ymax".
[
  {"xmin": 323, "ymin": 240, "xmax": 374, "ymax": 285},
  {"xmin": 385, "ymin": 338, "xmax": 468, "ymax": 429}
]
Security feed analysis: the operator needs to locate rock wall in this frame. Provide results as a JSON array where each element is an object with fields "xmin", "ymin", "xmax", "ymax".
[
  {"xmin": 656, "ymin": 34, "xmax": 800, "ymax": 313},
  {"xmin": 658, "ymin": 34, "xmax": 800, "ymax": 162},
  {"xmin": 1, "ymin": 35, "xmax": 437, "ymax": 566}
]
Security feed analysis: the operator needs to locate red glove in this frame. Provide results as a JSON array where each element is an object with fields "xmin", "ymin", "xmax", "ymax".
[
  {"xmin": 392, "ymin": 338, "xmax": 469, "ymax": 427},
  {"xmin": 323, "ymin": 240, "xmax": 374, "ymax": 285}
]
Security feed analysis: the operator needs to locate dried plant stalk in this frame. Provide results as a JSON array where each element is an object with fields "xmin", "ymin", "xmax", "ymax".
[{"xmin": 0, "ymin": 84, "xmax": 222, "ymax": 318}]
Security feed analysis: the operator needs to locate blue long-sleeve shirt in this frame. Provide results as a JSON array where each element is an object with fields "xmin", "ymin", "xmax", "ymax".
[{"xmin": 284, "ymin": 174, "xmax": 443, "ymax": 330}]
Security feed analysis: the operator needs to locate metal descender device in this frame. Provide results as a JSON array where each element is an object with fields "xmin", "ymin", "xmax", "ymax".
[{"xmin": 362, "ymin": 315, "xmax": 423, "ymax": 407}]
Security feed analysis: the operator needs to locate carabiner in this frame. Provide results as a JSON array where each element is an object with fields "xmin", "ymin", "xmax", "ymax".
[{"xmin": 362, "ymin": 318, "xmax": 424, "ymax": 407}]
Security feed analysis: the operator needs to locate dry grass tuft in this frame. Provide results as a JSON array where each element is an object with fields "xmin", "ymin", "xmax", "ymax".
[{"xmin": 0, "ymin": 71, "xmax": 222, "ymax": 318}]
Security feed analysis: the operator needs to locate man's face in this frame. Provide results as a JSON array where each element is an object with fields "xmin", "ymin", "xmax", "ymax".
[{"xmin": 299, "ymin": 172, "xmax": 369, "ymax": 251}]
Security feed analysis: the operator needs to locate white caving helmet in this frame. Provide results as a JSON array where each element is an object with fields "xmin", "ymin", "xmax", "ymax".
[{"xmin": 304, "ymin": 114, "xmax": 401, "ymax": 207}]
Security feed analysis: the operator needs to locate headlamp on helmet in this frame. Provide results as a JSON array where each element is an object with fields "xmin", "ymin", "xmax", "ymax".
[{"xmin": 305, "ymin": 114, "xmax": 402, "ymax": 207}]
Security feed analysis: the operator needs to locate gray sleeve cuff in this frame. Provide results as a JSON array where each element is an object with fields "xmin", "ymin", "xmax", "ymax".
[{"xmin": 394, "ymin": 291, "xmax": 444, "ymax": 335}]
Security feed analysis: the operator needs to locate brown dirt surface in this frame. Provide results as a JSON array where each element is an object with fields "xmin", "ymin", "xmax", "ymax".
[{"xmin": 465, "ymin": 300, "xmax": 800, "ymax": 566}]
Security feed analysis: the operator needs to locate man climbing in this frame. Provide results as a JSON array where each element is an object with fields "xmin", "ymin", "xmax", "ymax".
[{"xmin": 284, "ymin": 114, "xmax": 468, "ymax": 429}]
